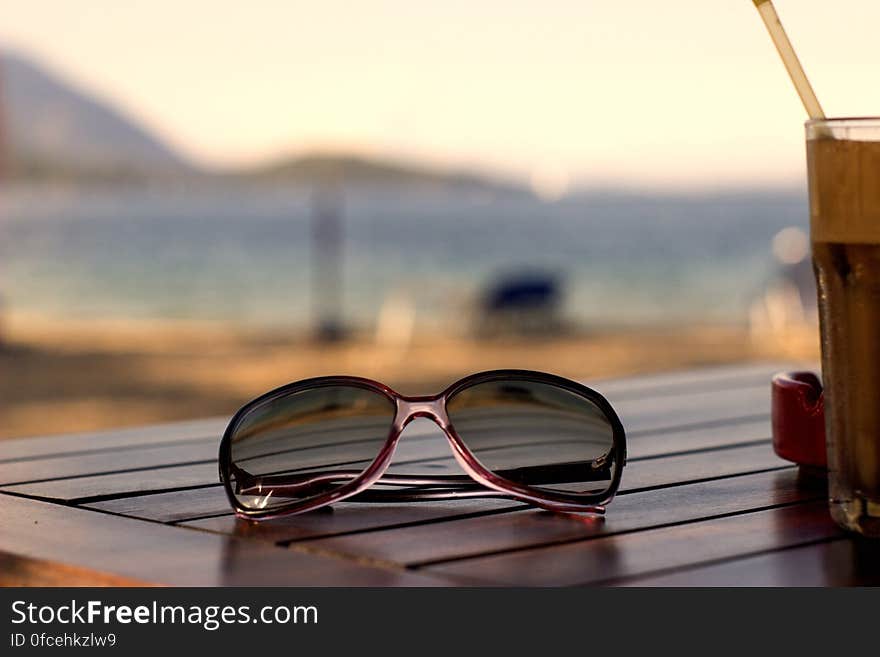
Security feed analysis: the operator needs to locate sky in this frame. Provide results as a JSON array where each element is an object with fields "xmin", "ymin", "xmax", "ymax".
[{"xmin": 1, "ymin": 1, "xmax": 878, "ymax": 191}]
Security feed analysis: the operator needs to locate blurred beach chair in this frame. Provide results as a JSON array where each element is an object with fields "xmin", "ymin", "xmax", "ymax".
[{"xmin": 474, "ymin": 271, "xmax": 564, "ymax": 337}]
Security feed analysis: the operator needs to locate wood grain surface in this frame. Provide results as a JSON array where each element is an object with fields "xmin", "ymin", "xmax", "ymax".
[{"xmin": 3, "ymin": 363, "xmax": 861, "ymax": 587}]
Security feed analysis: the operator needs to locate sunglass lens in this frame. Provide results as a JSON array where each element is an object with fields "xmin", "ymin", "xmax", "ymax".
[
  {"xmin": 445, "ymin": 379, "xmax": 618, "ymax": 496},
  {"xmin": 227, "ymin": 384, "xmax": 396, "ymax": 511}
]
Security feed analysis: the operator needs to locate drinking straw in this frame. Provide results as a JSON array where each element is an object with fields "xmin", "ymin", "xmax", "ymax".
[{"xmin": 752, "ymin": 0, "xmax": 825, "ymax": 120}]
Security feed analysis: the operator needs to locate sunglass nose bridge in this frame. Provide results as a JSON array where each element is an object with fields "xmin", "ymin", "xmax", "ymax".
[{"xmin": 396, "ymin": 396, "xmax": 450, "ymax": 429}]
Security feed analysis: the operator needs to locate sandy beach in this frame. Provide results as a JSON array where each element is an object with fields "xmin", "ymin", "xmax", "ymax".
[{"xmin": 0, "ymin": 313, "xmax": 820, "ymax": 440}]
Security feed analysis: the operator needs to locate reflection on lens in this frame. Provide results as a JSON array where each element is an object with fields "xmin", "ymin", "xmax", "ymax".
[
  {"xmin": 446, "ymin": 379, "xmax": 617, "ymax": 495},
  {"xmin": 228, "ymin": 385, "xmax": 396, "ymax": 511}
]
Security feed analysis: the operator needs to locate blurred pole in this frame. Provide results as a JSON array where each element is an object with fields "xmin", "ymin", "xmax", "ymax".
[
  {"xmin": 0, "ymin": 53, "xmax": 6, "ymax": 182},
  {"xmin": 311, "ymin": 187, "xmax": 346, "ymax": 342},
  {"xmin": 0, "ymin": 56, "xmax": 6, "ymax": 348}
]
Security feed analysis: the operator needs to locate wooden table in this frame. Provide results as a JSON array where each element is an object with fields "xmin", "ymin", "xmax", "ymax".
[{"xmin": 2, "ymin": 363, "xmax": 878, "ymax": 586}]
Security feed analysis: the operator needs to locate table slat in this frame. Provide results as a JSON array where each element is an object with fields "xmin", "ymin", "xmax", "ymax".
[
  {"xmin": 620, "ymin": 537, "xmax": 880, "ymax": 586},
  {"xmin": 0, "ymin": 494, "xmax": 455, "ymax": 586},
  {"xmin": 427, "ymin": 501, "xmax": 840, "ymax": 585},
  {"xmin": 187, "ymin": 499, "xmax": 527, "ymax": 544},
  {"xmin": 610, "ymin": 385, "xmax": 769, "ymax": 435},
  {"xmin": 0, "ymin": 551, "xmax": 154, "ymax": 586},
  {"xmin": 590, "ymin": 362, "xmax": 792, "ymax": 398},
  {"xmin": 0, "ymin": 441, "xmax": 215, "ymax": 486},
  {"xmin": 0, "ymin": 418, "xmax": 226, "ymax": 463}
]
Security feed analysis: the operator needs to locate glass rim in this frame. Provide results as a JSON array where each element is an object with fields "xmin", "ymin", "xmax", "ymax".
[{"xmin": 806, "ymin": 116, "xmax": 880, "ymax": 127}]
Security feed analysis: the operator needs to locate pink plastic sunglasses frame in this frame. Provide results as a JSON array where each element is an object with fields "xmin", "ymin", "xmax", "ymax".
[{"xmin": 219, "ymin": 369, "xmax": 626, "ymax": 521}]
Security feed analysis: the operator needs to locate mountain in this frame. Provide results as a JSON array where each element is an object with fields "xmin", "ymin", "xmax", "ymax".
[
  {"xmin": 0, "ymin": 50, "xmax": 518, "ymax": 192},
  {"xmin": 1, "ymin": 50, "xmax": 190, "ymax": 180},
  {"xmin": 238, "ymin": 153, "xmax": 520, "ymax": 193}
]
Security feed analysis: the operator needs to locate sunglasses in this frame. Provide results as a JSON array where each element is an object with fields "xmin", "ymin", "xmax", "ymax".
[{"xmin": 219, "ymin": 369, "xmax": 626, "ymax": 520}]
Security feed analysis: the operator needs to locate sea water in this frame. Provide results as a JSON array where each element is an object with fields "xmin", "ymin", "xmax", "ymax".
[{"xmin": 0, "ymin": 184, "xmax": 806, "ymax": 330}]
